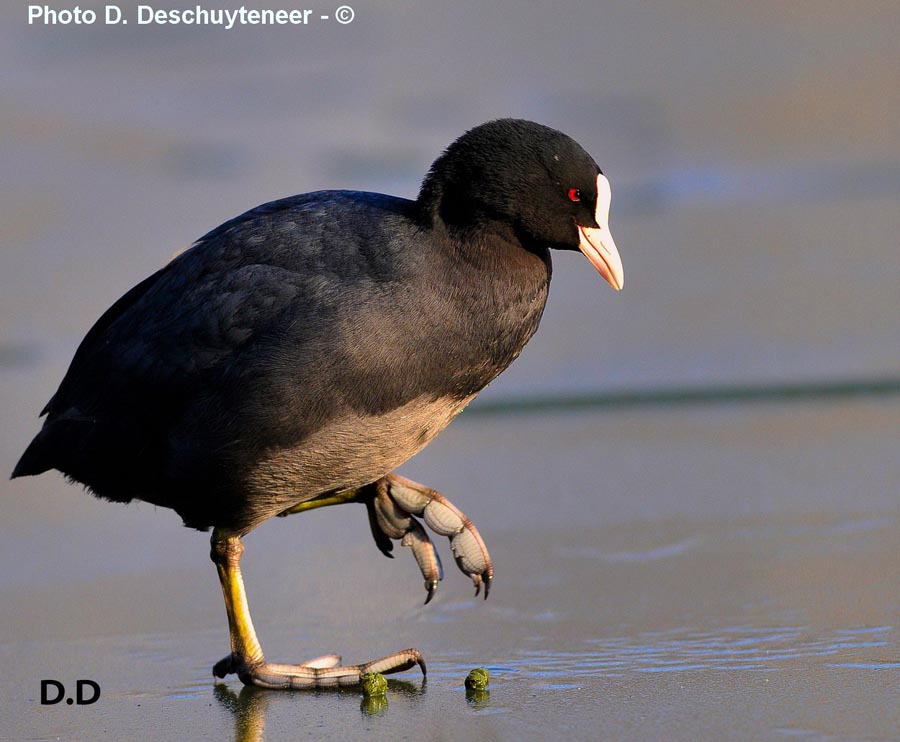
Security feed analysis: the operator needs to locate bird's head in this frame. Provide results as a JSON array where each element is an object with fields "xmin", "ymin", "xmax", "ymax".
[{"xmin": 417, "ymin": 118, "xmax": 623, "ymax": 291}]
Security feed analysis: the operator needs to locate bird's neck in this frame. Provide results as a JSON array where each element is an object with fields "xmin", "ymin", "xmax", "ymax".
[
  {"xmin": 421, "ymin": 220, "xmax": 551, "ymax": 395},
  {"xmin": 411, "ymin": 187, "xmax": 552, "ymax": 391}
]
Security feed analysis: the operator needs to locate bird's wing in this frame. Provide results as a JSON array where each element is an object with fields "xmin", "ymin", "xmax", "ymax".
[{"xmin": 42, "ymin": 192, "xmax": 418, "ymax": 423}]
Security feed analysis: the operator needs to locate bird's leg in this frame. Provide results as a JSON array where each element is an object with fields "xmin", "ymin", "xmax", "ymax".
[
  {"xmin": 211, "ymin": 532, "xmax": 264, "ymax": 675},
  {"xmin": 366, "ymin": 474, "xmax": 494, "ymax": 604},
  {"xmin": 276, "ymin": 487, "xmax": 364, "ymax": 516},
  {"xmin": 209, "ymin": 529, "xmax": 426, "ymax": 689}
]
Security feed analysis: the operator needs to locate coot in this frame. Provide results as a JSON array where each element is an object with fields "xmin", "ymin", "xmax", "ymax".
[{"xmin": 13, "ymin": 119, "xmax": 623, "ymax": 688}]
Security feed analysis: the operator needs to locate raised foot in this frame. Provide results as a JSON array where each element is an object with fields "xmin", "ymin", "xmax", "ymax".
[
  {"xmin": 213, "ymin": 649, "xmax": 426, "ymax": 690},
  {"xmin": 366, "ymin": 474, "xmax": 494, "ymax": 604}
]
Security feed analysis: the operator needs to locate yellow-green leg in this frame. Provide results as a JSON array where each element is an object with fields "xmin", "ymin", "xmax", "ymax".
[
  {"xmin": 276, "ymin": 487, "xmax": 365, "ymax": 517},
  {"xmin": 209, "ymin": 528, "xmax": 425, "ymax": 689}
]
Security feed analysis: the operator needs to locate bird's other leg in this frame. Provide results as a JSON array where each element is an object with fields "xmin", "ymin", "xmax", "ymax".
[
  {"xmin": 365, "ymin": 474, "xmax": 494, "ymax": 604},
  {"xmin": 209, "ymin": 529, "xmax": 425, "ymax": 689},
  {"xmin": 273, "ymin": 477, "xmax": 493, "ymax": 604},
  {"xmin": 276, "ymin": 487, "xmax": 364, "ymax": 517}
]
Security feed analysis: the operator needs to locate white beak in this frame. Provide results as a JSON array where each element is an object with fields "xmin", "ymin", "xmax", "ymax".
[{"xmin": 577, "ymin": 173, "xmax": 624, "ymax": 291}]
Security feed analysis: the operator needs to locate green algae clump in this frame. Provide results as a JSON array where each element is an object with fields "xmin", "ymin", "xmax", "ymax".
[
  {"xmin": 465, "ymin": 667, "xmax": 490, "ymax": 691},
  {"xmin": 360, "ymin": 672, "xmax": 388, "ymax": 697}
]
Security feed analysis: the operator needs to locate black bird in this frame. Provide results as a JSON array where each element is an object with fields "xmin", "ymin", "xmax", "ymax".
[{"xmin": 12, "ymin": 119, "xmax": 623, "ymax": 689}]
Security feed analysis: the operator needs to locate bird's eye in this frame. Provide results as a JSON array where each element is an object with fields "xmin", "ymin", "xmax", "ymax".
[{"xmin": 567, "ymin": 188, "xmax": 581, "ymax": 203}]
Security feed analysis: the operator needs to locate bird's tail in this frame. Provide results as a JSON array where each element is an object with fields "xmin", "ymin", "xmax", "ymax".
[{"xmin": 11, "ymin": 432, "xmax": 51, "ymax": 479}]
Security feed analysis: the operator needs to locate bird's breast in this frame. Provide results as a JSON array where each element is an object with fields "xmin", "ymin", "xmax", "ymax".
[{"xmin": 242, "ymin": 393, "xmax": 475, "ymax": 526}]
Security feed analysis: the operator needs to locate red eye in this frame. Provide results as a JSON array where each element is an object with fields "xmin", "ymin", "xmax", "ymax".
[{"xmin": 568, "ymin": 188, "xmax": 581, "ymax": 202}]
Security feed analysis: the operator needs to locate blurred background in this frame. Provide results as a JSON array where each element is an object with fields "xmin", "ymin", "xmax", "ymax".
[{"xmin": 2, "ymin": 2, "xmax": 899, "ymax": 739}]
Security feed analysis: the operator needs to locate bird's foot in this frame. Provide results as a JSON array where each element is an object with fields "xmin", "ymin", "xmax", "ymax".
[
  {"xmin": 213, "ymin": 649, "xmax": 425, "ymax": 689},
  {"xmin": 365, "ymin": 474, "xmax": 493, "ymax": 603}
]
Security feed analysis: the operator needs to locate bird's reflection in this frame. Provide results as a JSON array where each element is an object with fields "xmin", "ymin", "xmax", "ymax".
[
  {"xmin": 214, "ymin": 678, "xmax": 426, "ymax": 741},
  {"xmin": 214, "ymin": 684, "xmax": 272, "ymax": 742}
]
